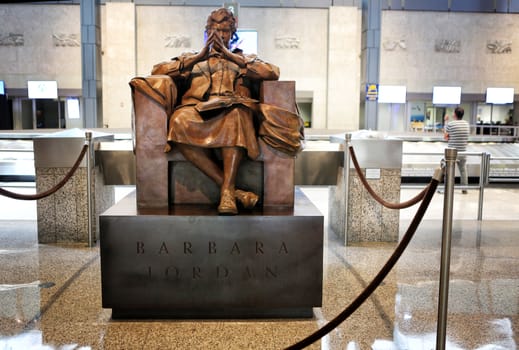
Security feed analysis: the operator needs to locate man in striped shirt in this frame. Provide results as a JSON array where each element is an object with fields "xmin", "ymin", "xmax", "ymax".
[{"xmin": 444, "ymin": 106, "xmax": 470, "ymax": 194}]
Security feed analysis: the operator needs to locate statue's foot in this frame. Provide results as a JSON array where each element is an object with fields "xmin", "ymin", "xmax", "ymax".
[
  {"xmin": 218, "ymin": 189, "xmax": 238, "ymax": 215},
  {"xmin": 235, "ymin": 190, "xmax": 259, "ymax": 209}
]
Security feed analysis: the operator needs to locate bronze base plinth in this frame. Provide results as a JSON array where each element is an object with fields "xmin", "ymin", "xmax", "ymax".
[{"xmin": 100, "ymin": 188, "xmax": 323, "ymax": 319}]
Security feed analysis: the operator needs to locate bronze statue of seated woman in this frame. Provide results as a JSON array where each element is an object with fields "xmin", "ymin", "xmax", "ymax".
[{"xmin": 132, "ymin": 8, "xmax": 304, "ymax": 215}]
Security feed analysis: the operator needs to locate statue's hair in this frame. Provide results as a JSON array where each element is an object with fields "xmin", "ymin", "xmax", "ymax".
[{"xmin": 205, "ymin": 8, "xmax": 237, "ymax": 34}]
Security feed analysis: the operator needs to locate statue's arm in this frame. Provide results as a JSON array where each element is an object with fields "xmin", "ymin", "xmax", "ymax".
[
  {"xmin": 151, "ymin": 50, "xmax": 208, "ymax": 77},
  {"xmin": 151, "ymin": 59, "xmax": 179, "ymax": 76},
  {"xmin": 151, "ymin": 57, "xmax": 186, "ymax": 79},
  {"xmin": 241, "ymin": 55, "xmax": 280, "ymax": 81}
]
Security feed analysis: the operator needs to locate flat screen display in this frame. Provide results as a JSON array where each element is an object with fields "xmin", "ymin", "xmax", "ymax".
[
  {"xmin": 0, "ymin": 80, "xmax": 4, "ymax": 95},
  {"xmin": 232, "ymin": 30, "xmax": 258, "ymax": 54},
  {"xmin": 206, "ymin": 29, "xmax": 258, "ymax": 55},
  {"xmin": 27, "ymin": 80, "xmax": 58, "ymax": 99},
  {"xmin": 66, "ymin": 98, "xmax": 80, "ymax": 119},
  {"xmin": 378, "ymin": 85, "xmax": 406, "ymax": 103},
  {"xmin": 432, "ymin": 86, "xmax": 461, "ymax": 105},
  {"xmin": 486, "ymin": 87, "xmax": 514, "ymax": 104}
]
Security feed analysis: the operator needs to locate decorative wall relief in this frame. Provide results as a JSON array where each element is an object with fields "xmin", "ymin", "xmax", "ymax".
[
  {"xmin": 53, "ymin": 34, "xmax": 80, "ymax": 47},
  {"xmin": 275, "ymin": 36, "xmax": 300, "ymax": 49},
  {"xmin": 487, "ymin": 40, "xmax": 511, "ymax": 54},
  {"xmin": 435, "ymin": 39, "xmax": 460, "ymax": 53},
  {"xmin": 382, "ymin": 39, "xmax": 406, "ymax": 51},
  {"xmin": 165, "ymin": 35, "xmax": 191, "ymax": 48},
  {"xmin": 0, "ymin": 33, "xmax": 24, "ymax": 46}
]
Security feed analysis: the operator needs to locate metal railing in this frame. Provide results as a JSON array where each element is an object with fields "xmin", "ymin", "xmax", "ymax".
[
  {"xmin": 0, "ymin": 142, "xmax": 35, "ymax": 182},
  {"xmin": 488, "ymin": 156, "xmax": 519, "ymax": 183},
  {"xmin": 403, "ymin": 151, "xmax": 490, "ymax": 220},
  {"xmin": 408, "ymin": 124, "xmax": 519, "ymax": 138},
  {"xmin": 402, "ymin": 150, "xmax": 519, "ymax": 220},
  {"xmin": 474, "ymin": 124, "xmax": 519, "ymax": 137}
]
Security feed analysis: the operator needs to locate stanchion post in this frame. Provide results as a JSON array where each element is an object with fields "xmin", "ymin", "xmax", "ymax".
[
  {"xmin": 477, "ymin": 152, "xmax": 490, "ymax": 221},
  {"xmin": 85, "ymin": 131, "xmax": 93, "ymax": 248},
  {"xmin": 436, "ymin": 148, "xmax": 457, "ymax": 350},
  {"xmin": 343, "ymin": 133, "xmax": 351, "ymax": 245},
  {"xmin": 477, "ymin": 152, "xmax": 485, "ymax": 221}
]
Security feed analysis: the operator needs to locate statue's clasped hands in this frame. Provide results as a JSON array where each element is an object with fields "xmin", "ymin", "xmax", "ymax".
[{"xmin": 203, "ymin": 30, "xmax": 246, "ymax": 68}]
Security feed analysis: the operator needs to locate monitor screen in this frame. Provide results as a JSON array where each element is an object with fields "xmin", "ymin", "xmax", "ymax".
[
  {"xmin": 66, "ymin": 98, "xmax": 81, "ymax": 119},
  {"xmin": 486, "ymin": 87, "xmax": 514, "ymax": 104},
  {"xmin": 0, "ymin": 80, "xmax": 4, "ymax": 95},
  {"xmin": 378, "ymin": 85, "xmax": 406, "ymax": 104},
  {"xmin": 206, "ymin": 29, "xmax": 258, "ymax": 55},
  {"xmin": 432, "ymin": 86, "xmax": 461, "ymax": 105},
  {"xmin": 232, "ymin": 30, "xmax": 258, "ymax": 54},
  {"xmin": 28, "ymin": 80, "xmax": 58, "ymax": 99}
]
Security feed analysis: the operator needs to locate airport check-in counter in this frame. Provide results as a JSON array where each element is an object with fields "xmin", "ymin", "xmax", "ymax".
[
  {"xmin": 96, "ymin": 134, "xmax": 402, "ymax": 246},
  {"xmin": 294, "ymin": 139, "xmax": 343, "ymax": 186},
  {"xmin": 329, "ymin": 137, "xmax": 403, "ymax": 245},
  {"xmin": 96, "ymin": 138, "xmax": 344, "ymax": 187},
  {"xmin": 96, "ymin": 139, "xmax": 135, "ymax": 186},
  {"xmin": 33, "ymin": 129, "xmax": 115, "ymax": 244}
]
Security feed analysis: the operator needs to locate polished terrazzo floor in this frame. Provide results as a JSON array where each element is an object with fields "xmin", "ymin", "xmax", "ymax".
[{"xmin": 0, "ymin": 184, "xmax": 518, "ymax": 349}]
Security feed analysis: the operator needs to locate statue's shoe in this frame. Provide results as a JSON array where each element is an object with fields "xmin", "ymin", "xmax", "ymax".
[
  {"xmin": 218, "ymin": 189, "xmax": 238, "ymax": 215},
  {"xmin": 235, "ymin": 190, "xmax": 259, "ymax": 209}
]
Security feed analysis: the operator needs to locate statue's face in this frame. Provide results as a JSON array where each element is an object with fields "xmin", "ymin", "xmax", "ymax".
[{"xmin": 208, "ymin": 22, "xmax": 233, "ymax": 48}]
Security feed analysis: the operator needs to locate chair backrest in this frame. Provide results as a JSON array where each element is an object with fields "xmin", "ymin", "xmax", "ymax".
[{"xmin": 131, "ymin": 76, "xmax": 298, "ymax": 209}]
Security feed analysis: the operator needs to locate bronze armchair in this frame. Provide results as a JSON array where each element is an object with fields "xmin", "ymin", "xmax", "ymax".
[{"xmin": 130, "ymin": 75, "xmax": 298, "ymax": 209}]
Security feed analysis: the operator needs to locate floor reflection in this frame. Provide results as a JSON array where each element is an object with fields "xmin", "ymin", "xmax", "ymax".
[{"xmin": 0, "ymin": 186, "xmax": 518, "ymax": 349}]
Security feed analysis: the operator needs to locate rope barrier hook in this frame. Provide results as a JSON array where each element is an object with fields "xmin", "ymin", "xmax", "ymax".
[{"xmin": 432, "ymin": 166, "xmax": 444, "ymax": 183}]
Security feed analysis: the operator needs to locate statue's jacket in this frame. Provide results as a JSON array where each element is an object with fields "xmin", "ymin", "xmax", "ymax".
[{"xmin": 134, "ymin": 51, "xmax": 305, "ymax": 159}]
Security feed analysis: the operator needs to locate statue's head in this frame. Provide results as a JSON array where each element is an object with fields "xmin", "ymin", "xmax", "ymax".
[{"xmin": 205, "ymin": 8, "xmax": 237, "ymax": 48}]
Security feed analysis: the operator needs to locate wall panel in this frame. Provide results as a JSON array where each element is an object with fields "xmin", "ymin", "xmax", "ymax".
[
  {"xmin": 451, "ymin": 0, "xmax": 495, "ymax": 12},
  {"xmin": 404, "ymin": 0, "xmax": 448, "ymax": 11}
]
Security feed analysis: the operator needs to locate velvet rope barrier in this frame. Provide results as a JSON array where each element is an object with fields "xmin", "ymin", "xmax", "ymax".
[
  {"xmin": 285, "ymin": 172, "xmax": 440, "ymax": 349},
  {"xmin": 0, "ymin": 144, "xmax": 89, "ymax": 201},
  {"xmin": 349, "ymin": 145, "xmax": 429, "ymax": 209}
]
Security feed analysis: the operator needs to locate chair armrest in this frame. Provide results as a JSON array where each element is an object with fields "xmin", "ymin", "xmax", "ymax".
[
  {"xmin": 129, "ymin": 75, "xmax": 177, "ymax": 117},
  {"xmin": 130, "ymin": 75, "xmax": 177, "ymax": 208},
  {"xmin": 260, "ymin": 80, "xmax": 297, "ymax": 114}
]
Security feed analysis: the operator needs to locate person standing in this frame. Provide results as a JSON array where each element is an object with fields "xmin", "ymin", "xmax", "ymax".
[{"xmin": 444, "ymin": 106, "xmax": 470, "ymax": 193}]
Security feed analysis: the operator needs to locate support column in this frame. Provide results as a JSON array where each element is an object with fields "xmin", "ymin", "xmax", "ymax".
[
  {"xmin": 328, "ymin": 5, "xmax": 362, "ymax": 130},
  {"xmin": 81, "ymin": 0, "xmax": 103, "ymax": 128},
  {"xmin": 362, "ymin": 0, "xmax": 381, "ymax": 130},
  {"xmin": 33, "ymin": 130, "xmax": 115, "ymax": 244},
  {"xmin": 102, "ymin": 2, "xmax": 136, "ymax": 128}
]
